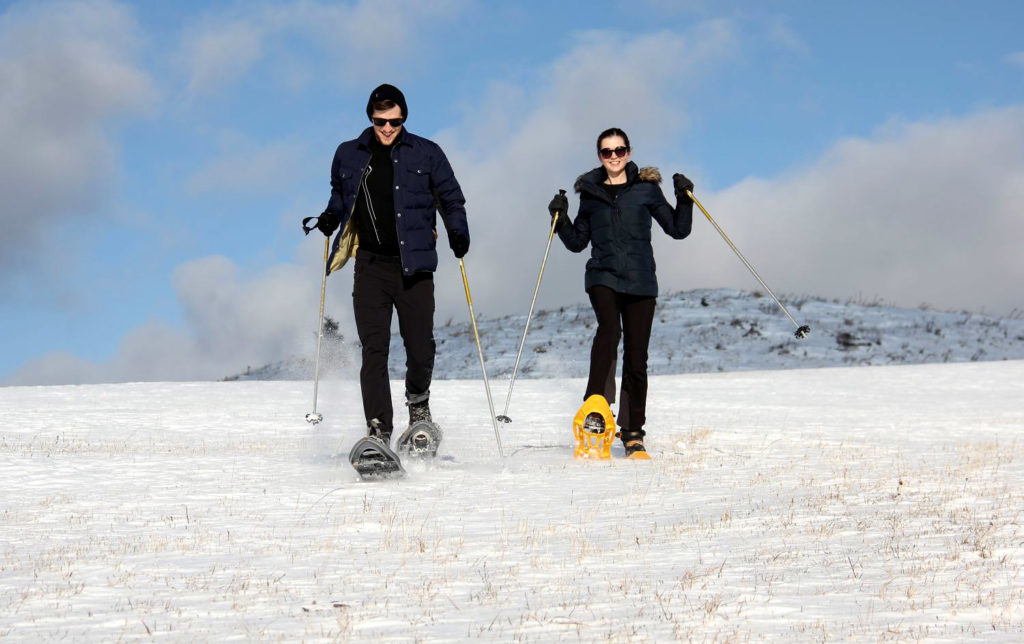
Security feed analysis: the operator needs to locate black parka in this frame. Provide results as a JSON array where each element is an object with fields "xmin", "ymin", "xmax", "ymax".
[{"xmin": 557, "ymin": 161, "xmax": 693, "ymax": 296}]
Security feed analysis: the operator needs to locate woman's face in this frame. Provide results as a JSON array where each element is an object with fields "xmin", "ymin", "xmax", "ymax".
[{"xmin": 598, "ymin": 135, "xmax": 631, "ymax": 175}]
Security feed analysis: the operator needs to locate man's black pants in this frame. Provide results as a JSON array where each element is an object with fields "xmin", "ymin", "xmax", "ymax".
[
  {"xmin": 585, "ymin": 285, "xmax": 657, "ymax": 432},
  {"xmin": 352, "ymin": 252, "xmax": 434, "ymax": 434}
]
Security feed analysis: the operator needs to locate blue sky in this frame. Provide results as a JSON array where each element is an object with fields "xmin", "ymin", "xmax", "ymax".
[{"xmin": 2, "ymin": 0, "xmax": 1023, "ymax": 385}]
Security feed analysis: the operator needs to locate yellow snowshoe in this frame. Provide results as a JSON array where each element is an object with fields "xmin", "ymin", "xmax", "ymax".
[{"xmin": 572, "ymin": 395, "xmax": 616, "ymax": 459}]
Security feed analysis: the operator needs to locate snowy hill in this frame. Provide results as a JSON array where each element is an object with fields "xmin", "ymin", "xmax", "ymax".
[
  {"xmin": 2, "ymin": 362, "xmax": 1022, "ymax": 639},
  {"xmin": 227, "ymin": 288, "xmax": 1024, "ymax": 381}
]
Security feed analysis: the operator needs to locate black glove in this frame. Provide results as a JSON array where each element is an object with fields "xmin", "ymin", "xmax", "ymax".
[
  {"xmin": 547, "ymin": 190, "xmax": 569, "ymax": 230},
  {"xmin": 450, "ymin": 231, "xmax": 469, "ymax": 258},
  {"xmin": 316, "ymin": 210, "xmax": 341, "ymax": 237},
  {"xmin": 672, "ymin": 173, "xmax": 694, "ymax": 198}
]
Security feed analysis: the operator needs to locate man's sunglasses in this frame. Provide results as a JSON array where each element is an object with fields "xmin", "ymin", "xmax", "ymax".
[
  {"xmin": 372, "ymin": 117, "xmax": 405, "ymax": 128},
  {"xmin": 599, "ymin": 146, "xmax": 630, "ymax": 159}
]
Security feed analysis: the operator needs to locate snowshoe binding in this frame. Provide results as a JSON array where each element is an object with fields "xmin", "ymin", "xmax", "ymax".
[
  {"xmin": 620, "ymin": 429, "xmax": 651, "ymax": 460},
  {"xmin": 397, "ymin": 420, "xmax": 443, "ymax": 460},
  {"xmin": 349, "ymin": 421, "xmax": 405, "ymax": 480},
  {"xmin": 572, "ymin": 395, "xmax": 616, "ymax": 460}
]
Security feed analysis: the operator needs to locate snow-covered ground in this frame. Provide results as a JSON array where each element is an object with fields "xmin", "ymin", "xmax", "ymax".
[
  {"xmin": 229, "ymin": 288, "xmax": 1024, "ymax": 382},
  {"xmin": 2, "ymin": 361, "xmax": 1022, "ymax": 640}
]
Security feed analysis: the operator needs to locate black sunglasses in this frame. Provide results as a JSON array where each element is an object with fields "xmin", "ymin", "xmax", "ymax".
[
  {"xmin": 372, "ymin": 117, "xmax": 405, "ymax": 128},
  {"xmin": 599, "ymin": 146, "xmax": 630, "ymax": 159}
]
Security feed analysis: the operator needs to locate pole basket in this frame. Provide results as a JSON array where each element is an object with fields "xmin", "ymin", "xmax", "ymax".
[{"xmin": 572, "ymin": 395, "xmax": 616, "ymax": 460}]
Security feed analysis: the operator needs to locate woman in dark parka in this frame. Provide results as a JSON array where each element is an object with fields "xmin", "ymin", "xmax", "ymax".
[{"xmin": 548, "ymin": 127, "xmax": 694, "ymax": 456}]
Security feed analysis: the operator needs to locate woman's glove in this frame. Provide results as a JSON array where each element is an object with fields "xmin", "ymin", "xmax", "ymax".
[
  {"xmin": 547, "ymin": 190, "xmax": 569, "ymax": 230},
  {"xmin": 672, "ymin": 173, "xmax": 695, "ymax": 199}
]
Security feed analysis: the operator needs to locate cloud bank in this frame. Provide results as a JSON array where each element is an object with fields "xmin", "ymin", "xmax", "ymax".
[
  {"xmin": 0, "ymin": 0, "xmax": 154, "ymax": 273},
  {"xmin": 656, "ymin": 107, "xmax": 1024, "ymax": 315},
  {"xmin": 6, "ymin": 254, "xmax": 337, "ymax": 385}
]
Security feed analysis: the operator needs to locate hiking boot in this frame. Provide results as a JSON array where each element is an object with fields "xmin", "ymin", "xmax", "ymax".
[
  {"xmin": 407, "ymin": 398, "xmax": 432, "ymax": 426},
  {"xmin": 619, "ymin": 428, "xmax": 649, "ymax": 459},
  {"xmin": 623, "ymin": 439, "xmax": 648, "ymax": 457},
  {"xmin": 582, "ymin": 412, "xmax": 606, "ymax": 434},
  {"xmin": 367, "ymin": 418, "xmax": 391, "ymax": 445}
]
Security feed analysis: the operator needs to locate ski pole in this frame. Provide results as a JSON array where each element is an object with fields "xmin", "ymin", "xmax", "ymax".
[
  {"xmin": 459, "ymin": 258, "xmax": 505, "ymax": 458},
  {"xmin": 497, "ymin": 189, "xmax": 567, "ymax": 424},
  {"xmin": 302, "ymin": 217, "xmax": 330, "ymax": 424},
  {"xmin": 686, "ymin": 189, "xmax": 810, "ymax": 339}
]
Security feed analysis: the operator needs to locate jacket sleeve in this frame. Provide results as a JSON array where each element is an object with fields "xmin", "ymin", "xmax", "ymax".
[
  {"xmin": 430, "ymin": 144, "xmax": 469, "ymax": 244},
  {"xmin": 325, "ymin": 145, "xmax": 348, "ymax": 216},
  {"xmin": 648, "ymin": 186, "xmax": 693, "ymax": 240},
  {"xmin": 556, "ymin": 203, "xmax": 592, "ymax": 253}
]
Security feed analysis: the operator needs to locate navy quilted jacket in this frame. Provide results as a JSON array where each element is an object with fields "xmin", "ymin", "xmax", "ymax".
[
  {"xmin": 324, "ymin": 127, "xmax": 468, "ymax": 275},
  {"xmin": 557, "ymin": 162, "xmax": 692, "ymax": 296}
]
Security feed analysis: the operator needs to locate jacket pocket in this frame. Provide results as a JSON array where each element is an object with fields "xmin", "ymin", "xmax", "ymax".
[{"xmin": 404, "ymin": 166, "xmax": 432, "ymax": 192}]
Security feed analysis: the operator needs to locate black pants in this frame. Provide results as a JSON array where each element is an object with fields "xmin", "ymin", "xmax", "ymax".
[
  {"xmin": 585, "ymin": 285, "xmax": 657, "ymax": 431},
  {"xmin": 352, "ymin": 252, "xmax": 435, "ymax": 433}
]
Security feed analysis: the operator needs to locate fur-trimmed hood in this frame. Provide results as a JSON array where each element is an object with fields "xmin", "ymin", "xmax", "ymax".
[{"xmin": 574, "ymin": 162, "xmax": 661, "ymax": 193}]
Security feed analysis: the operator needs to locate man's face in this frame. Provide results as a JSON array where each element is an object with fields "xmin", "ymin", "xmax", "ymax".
[{"xmin": 371, "ymin": 105, "xmax": 404, "ymax": 146}]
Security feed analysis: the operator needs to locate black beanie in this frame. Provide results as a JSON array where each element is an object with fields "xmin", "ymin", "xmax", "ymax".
[{"xmin": 366, "ymin": 83, "xmax": 408, "ymax": 120}]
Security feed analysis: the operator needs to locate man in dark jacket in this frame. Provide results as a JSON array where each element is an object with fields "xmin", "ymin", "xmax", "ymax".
[{"xmin": 315, "ymin": 83, "xmax": 470, "ymax": 445}]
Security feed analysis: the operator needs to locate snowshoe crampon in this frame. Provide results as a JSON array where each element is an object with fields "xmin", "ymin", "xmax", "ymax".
[
  {"xmin": 349, "ymin": 436, "xmax": 405, "ymax": 480},
  {"xmin": 397, "ymin": 420, "xmax": 442, "ymax": 460},
  {"xmin": 572, "ymin": 395, "xmax": 616, "ymax": 460}
]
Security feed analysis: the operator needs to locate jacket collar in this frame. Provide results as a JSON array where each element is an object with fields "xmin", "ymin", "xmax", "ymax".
[{"xmin": 575, "ymin": 161, "xmax": 640, "ymax": 199}]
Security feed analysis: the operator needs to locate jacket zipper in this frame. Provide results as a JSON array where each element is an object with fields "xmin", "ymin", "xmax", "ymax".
[{"xmin": 357, "ymin": 163, "xmax": 383, "ymax": 245}]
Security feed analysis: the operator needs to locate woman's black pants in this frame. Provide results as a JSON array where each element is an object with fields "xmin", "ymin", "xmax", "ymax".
[{"xmin": 585, "ymin": 285, "xmax": 656, "ymax": 432}]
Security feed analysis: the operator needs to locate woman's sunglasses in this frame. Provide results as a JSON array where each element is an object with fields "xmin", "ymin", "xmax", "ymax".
[
  {"xmin": 599, "ymin": 146, "xmax": 630, "ymax": 159},
  {"xmin": 372, "ymin": 117, "xmax": 405, "ymax": 128}
]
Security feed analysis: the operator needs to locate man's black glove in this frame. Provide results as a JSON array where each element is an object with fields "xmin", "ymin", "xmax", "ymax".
[
  {"xmin": 316, "ymin": 210, "xmax": 341, "ymax": 237},
  {"xmin": 672, "ymin": 173, "xmax": 695, "ymax": 199},
  {"xmin": 547, "ymin": 190, "xmax": 569, "ymax": 230},
  {"xmin": 450, "ymin": 231, "xmax": 469, "ymax": 259}
]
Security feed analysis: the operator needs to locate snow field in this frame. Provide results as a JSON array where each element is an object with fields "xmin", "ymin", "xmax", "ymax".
[{"xmin": 1, "ymin": 361, "xmax": 1022, "ymax": 640}]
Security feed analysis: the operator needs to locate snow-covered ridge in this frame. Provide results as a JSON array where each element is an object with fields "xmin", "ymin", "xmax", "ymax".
[{"xmin": 227, "ymin": 288, "xmax": 1024, "ymax": 381}]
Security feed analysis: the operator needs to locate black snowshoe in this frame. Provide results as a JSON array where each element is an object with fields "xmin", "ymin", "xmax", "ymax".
[
  {"xmin": 397, "ymin": 420, "xmax": 443, "ymax": 460},
  {"xmin": 349, "ymin": 436, "xmax": 405, "ymax": 480},
  {"xmin": 349, "ymin": 420, "xmax": 405, "ymax": 480}
]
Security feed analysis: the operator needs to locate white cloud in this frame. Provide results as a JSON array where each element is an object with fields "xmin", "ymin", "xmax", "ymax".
[
  {"xmin": 177, "ymin": 0, "xmax": 469, "ymax": 94},
  {"xmin": 0, "ymin": 0, "xmax": 156, "ymax": 273},
  {"xmin": 185, "ymin": 135, "xmax": 307, "ymax": 195},
  {"xmin": 179, "ymin": 18, "xmax": 265, "ymax": 96},
  {"xmin": 430, "ymin": 23, "xmax": 741, "ymax": 321},
  {"xmin": 654, "ymin": 107, "xmax": 1024, "ymax": 315},
  {"xmin": 765, "ymin": 15, "xmax": 809, "ymax": 56},
  {"xmin": 6, "ymin": 252, "xmax": 344, "ymax": 385},
  {"xmin": 1006, "ymin": 51, "xmax": 1024, "ymax": 68}
]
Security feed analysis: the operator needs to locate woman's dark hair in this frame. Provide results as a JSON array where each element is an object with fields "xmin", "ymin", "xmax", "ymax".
[{"xmin": 596, "ymin": 127, "xmax": 630, "ymax": 153}]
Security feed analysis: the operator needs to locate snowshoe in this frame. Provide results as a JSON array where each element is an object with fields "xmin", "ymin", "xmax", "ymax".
[
  {"xmin": 572, "ymin": 395, "xmax": 616, "ymax": 459},
  {"xmin": 349, "ymin": 436, "xmax": 405, "ymax": 480},
  {"xmin": 396, "ymin": 420, "xmax": 443, "ymax": 460}
]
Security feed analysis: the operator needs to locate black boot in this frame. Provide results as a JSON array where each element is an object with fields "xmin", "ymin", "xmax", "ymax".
[
  {"xmin": 407, "ymin": 397, "xmax": 432, "ymax": 426},
  {"xmin": 619, "ymin": 428, "xmax": 647, "ymax": 458},
  {"xmin": 367, "ymin": 418, "xmax": 391, "ymax": 446},
  {"xmin": 582, "ymin": 412, "xmax": 606, "ymax": 434}
]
